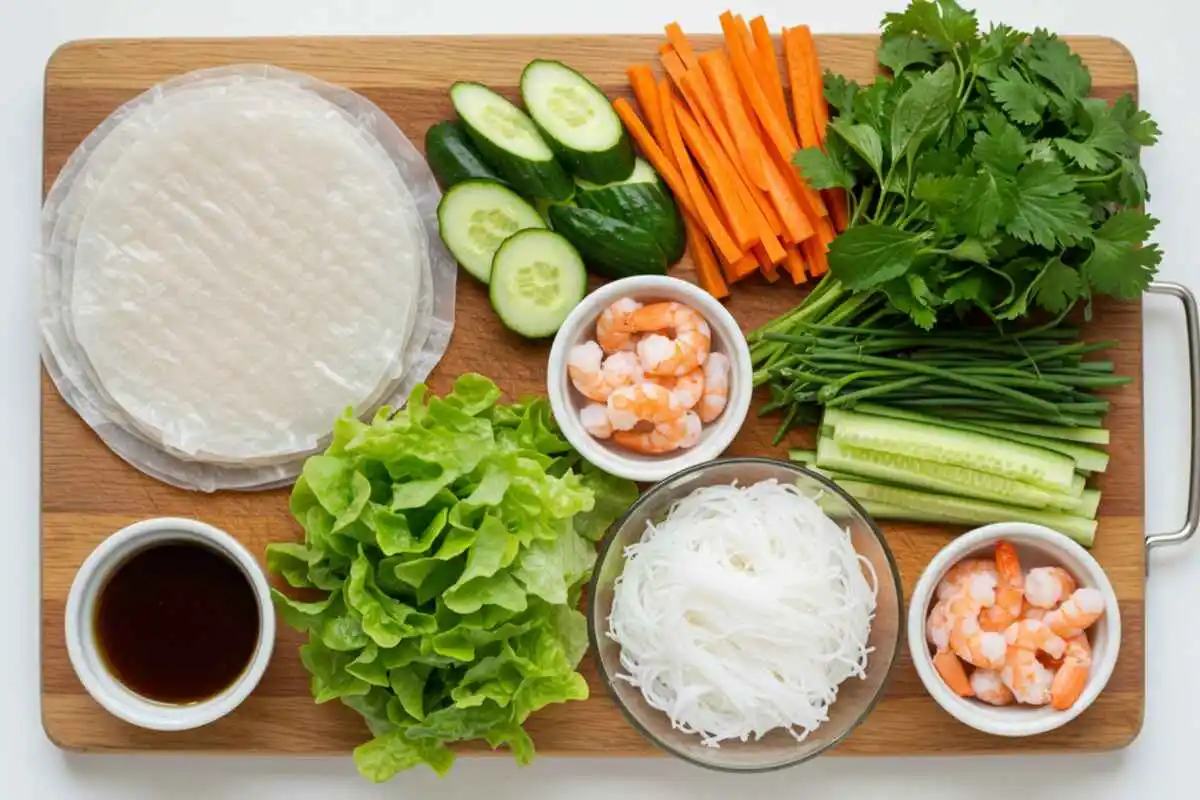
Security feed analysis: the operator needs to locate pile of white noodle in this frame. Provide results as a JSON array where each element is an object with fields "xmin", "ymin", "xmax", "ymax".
[{"xmin": 608, "ymin": 479, "xmax": 877, "ymax": 747}]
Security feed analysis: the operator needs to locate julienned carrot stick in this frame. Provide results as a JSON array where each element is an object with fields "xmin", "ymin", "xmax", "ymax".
[
  {"xmin": 664, "ymin": 22, "xmax": 700, "ymax": 71},
  {"xmin": 685, "ymin": 218, "xmax": 729, "ymax": 299},
  {"xmin": 672, "ymin": 99, "xmax": 757, "ymax": 250},
  {"xmin": 816, "ymin": 214, "xmax": 836, "ymax": 248},
  {"xmin": 613, "ymin": 98, "xmax": 698, "ymax": 217},
  {"xmin": 763, "ymin": 155, "xmax": 815, "ymax": 243},
  {"xmin": 825, "ymin": 189, "xmax": 850, "ymax": 232},
  {"xmin": 664, "ymin": 52, "xmax": 740, "ymax": 173},
  {"xmin": 699, "ymin": 51, "xmax": 768, "ymax": 189},
  {"xmin": 783, "ymin": 27, "xmax": 823, "ymax": 150},
  {"xmin": 783, "ymin": 246, "xmax": 808, "ymax": 284},
  {"xmin": 749, "ymin": 16, "xmax": 789, "ymax": 126},
  {"xmin": 657, "ymin": 84, "xmax": 744, "ymax": 265},
  {"xmin": 802, "ymin": 235, "xmax": 829, "ymax": 276},
  {"xmin": 793, "ymin": 26, "xmax": 830, "ymax": 133},
  {"xmin": 753, "ymin": 244, "xmax": 780, "ymax": 281},
  {"xmin": 728, "ymin": 251, "xmax": 760, "ymax": 281},
  {"xmin": 721, "ymin": 12, "xmax": 797, "ymax": 161},
  {"xmin": 628, "ymin": 64, "xmax": 668, "ymax": 158}
]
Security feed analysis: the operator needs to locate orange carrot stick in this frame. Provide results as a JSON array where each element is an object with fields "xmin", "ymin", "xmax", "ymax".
[
  {"xmin": 657, "ymin": 84, "xmax": 744, "ymax": 265},
  {"xmin": 750, "ymin": 16, "xmax": 789, "ymax": 126},
  {"xmin": 664, "ymin": 52, "xmax": 739, "ymax": 165},
  {"xmin": 613, "ymin": 97, "xmax": 698, "ymax": 217},
  {"xmin": 685, "ymin": 218, "xmax": 729, "ymax": 299},
  {"xmin": 664, "ymin": 22, "xmax": 700, "ymax": 71},
  {"xmin": 824, "ymin": 189, "xmax": 850, "ymax": 232},
  {"xmin": 802, "ymin": 235, "xmax": 829, "ymax": 276},
  {"xmin": 728, "ymin": 251, "xmax": 761, "ymax": 281},
  {"xmin": 698, "ymin": 50, "xmax": 768, "ymax": 189},
  {"xmin": 783, "ymin": 247, "xmax": 808, "ymax": 284},
  {"xmin": 721, "ymin": 12, "xmax": 797, "ymax": 161},
  {"xmin": 792, "ymin": 25, "xmax": 830, "ymax": 133},
  {"xmin": 753, "ymin": 244, "xmax": 780, "ymax": 281},
  {"xmin": 627, "ymin": 64, "xmax": 668, "ymax": 158},
  {"xmin": 672, "ymin": 99, "xmax": 757, "ymax": 250},
  {"xmin": 783, "ymin": 27, "xmax": 823, "ymax": 150}
]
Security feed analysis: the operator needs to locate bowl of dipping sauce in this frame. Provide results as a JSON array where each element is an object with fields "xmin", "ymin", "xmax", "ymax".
[{"xmin": 65, "ymin": 517, "xmax": 274, "ymax": 731}]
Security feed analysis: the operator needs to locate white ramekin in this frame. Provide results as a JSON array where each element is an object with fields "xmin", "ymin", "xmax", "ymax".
[
  {"xmin": 546, "ymin": 275, "xmax": 753, "ymax": 483},
  {"xmin": 907, "ymin": 522, "xmax": 1121, "ymax": 737},
  {"xmin": 64, "ymin": 517, "xmax": 274, "ymax": 731}
]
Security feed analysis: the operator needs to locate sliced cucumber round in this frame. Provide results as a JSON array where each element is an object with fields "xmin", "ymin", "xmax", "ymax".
[
  {"xmin": 520, "ymin": 60, "xmax": 635, "ymax": 185},
  {"xmin": 437, "ymin": 180, "xmax": 546, "ymax": 283},
  {"xmin": 574, "ymin": 157, "xmax": 658, "ymax": 192},
  {"xmin": 489, "ymin": 229, "xmax": 587, "ymax": 339},
  {"xmin": 450, "ymin": 81, "xmax": 573, "ymax": 201}
]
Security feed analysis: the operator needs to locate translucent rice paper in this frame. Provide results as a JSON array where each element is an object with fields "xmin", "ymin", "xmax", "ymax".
[{"xmin": 38, "ymin": 66, "xmax": 457, "ymax": 491}]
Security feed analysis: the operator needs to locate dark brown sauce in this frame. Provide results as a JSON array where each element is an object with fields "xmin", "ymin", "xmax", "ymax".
[{"xmin": 94, "ymin": 541, "xmax": 260, "ymax": 704}]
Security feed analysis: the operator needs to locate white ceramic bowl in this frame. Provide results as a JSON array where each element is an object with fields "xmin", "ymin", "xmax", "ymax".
[
  {"xmin": 907, "ymin": 522, "xmax": 1121, "ymax": 737},
  {"xmin": 64, "ymin": 517, "xmax": 275, "ymax": 731},
  {"xmin": 547, "ymin": 275, "xmax": 753, "ymax": 482}
]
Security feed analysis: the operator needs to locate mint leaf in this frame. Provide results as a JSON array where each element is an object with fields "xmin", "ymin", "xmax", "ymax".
[
  {"xmin": 829, "ymin": 119, "xmax": 885, "ymax": 178},
  {"xmin": 878, "ymin": 34, "xmax": 936, "ymax": 75},
  {"xmin": 828, "ymin": 225, "xmax": 928, "ymax": 290},
  {"xmin": 1032, "ymin": 258, "xmax": 1083, "ymax": 313},
  {"xmin": 1005, "ymin": 161, "xmax": 1091, "ymax": 249},
  {"xmin": 889, "ymin": 62, "xmax": 959, "ymax": 164},
  {"xmin": 1082, "ymin": 211, "xmax": 1162, "ymax": 299},
  {"xmin": 793, "ymin": 146, "xmax": 855, "ymax": 190},
  {"xmin": 987, "ymin": 65, "xmax": 1049, "ymax": 125}
]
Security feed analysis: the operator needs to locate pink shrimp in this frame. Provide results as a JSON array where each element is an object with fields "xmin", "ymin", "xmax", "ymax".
[
  {"xmin": 650, "ymin": 367, "xmax": 705, "ymax": 410},
  {"xmin": 613, "ymin": 411, "xmax": 701, "ymax": 455},
  {"xmin": 946, "ymin": 590, "xmax": 1007, "ymax": 670},
  {"xmin": 1042, "ymin": 587, "xmax": 1105, "ymax": 639},
  {"xmin": 1025, "ymin": 566, "xmax": 1078, "ymax": 610},
  {"xmin": 1050, "ymin": 634, "xmax": 1093, "ymax": 710},
  {"xmin": 677, "ymin": 411, "xmax": 702, "ymax": 449},
  {"xmin": 1001, "ymin": 619, "xmax": 1066, "ymax": 705},
  {"xmin": 631, "ymin": 302, "xmax": 712, "ymax": 376},
  {"xmin": 596, "ymin": 297, "xmax": 642, "ymax": 354},
  {"xmin": 606, "ymin": 382, "xmax": 684, "ymax": 432},
  {"xmin": 980, "ymin": 541, "xmax": 1024, "ymax": 632},
  {"xmin": 580, "ymin": 403, "xmax": 613, "ymax": 439},
  {"xmin": 698, "ymin": 352, "xmax": 730, "ymax": 423},
  {"xmin": 568, "ymin": 342, "xmax": 613, "ymax": 402},
  {"xmin": 970, "ymin": 669, "xmax": 1016, "ymax": 706},
  {"xmin": 936, "ymin": 559, "xmax": 997, "ymax": 601}
]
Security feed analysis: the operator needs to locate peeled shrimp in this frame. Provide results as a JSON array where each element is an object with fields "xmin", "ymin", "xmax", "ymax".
[
  {"xmin": 631, "ymin": 302, "xmax": 712, "ymax": 376},
  {"xmin": 1050, "ymin": 634, "xmax": 1093, "ymax": 710},
  {"xmin": 1025, "ymin": 567, "xmax": 1078, "ymax": 610},
  {"xmin": 606, "ymin": 382, "xmax": 684, "ymax": 431},
  {"xmin": 567, "ymin": 342, "xmax": 618, "ymax": 402},
  {"xmin": 933, "ymin": 649, "xmax": 974, "ymax": 697},
  {"xmin": 677, "ymin": 411, "xmax": 702, "ymax": 449},
  {"xmin": 596, "ymin": 298, "xmax": 642, "ymax": 354},
  {"xmin": 613, "ymin": 411, "xmax": 701, "ymax": 455},
  {"xmin": 651, "ymin": 367, "xmax": 705, "ymax": 410},
  {"xmin": 971, "ymin": 669, "xmax": 1016, "ymax": 706},
  {"xmin": 580, "ymin": 403, "xmax": 613, "ymax": 439},
  {"xmin": 937, "ymin": 559, "xmax": 997, "ymax": 601},
  {"xmin": 698, "ymin": 352, "xmax": 731, "ymax": 423},
  {"xmin": 1042, "ymin": 588, "xmax": 1105, "ymax": 639},
  {"xmin": 926, "ymin": 598, "xmax": 955, "ymax": 653},
  {"xmin": 1001, "ymin": 619, "xmax": 1066, "ymax": 706},
  {"xmin": 981, "ymin": 541, "xmax": 1024, "ymax": 632},
  {"xmin": 946, "ymin": 592, "xmax": 1007, "ymax": 670}
]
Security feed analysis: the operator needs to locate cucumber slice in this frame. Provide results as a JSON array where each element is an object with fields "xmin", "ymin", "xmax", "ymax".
[
  {"xmin": 437, "ymin": 180, "xmax": 546, "ymax": 283},
  {"xmin": 575, "ymin": 179, "xmax": 685, "ymax": 264},
  {"xmin": 841, "ymin": 404, "xmax": 1110, "ymax": 473},
  {"xmin": 425, "ymin": 120, "xmax": 505, "ymax": 189},
  {"xmin": 967, "ymin": 420, "xmax": 1111, "ymax": 446},
  {"xmin": 829, "ymin": 410, "xmax": 1078, "ymax": 494},
  {"xmin": 833, "ymin": 480, "xmax": 1098, "ymax": 547},
  {"xmin": 547, "ymin": 205, "xmax": 668, "ymax": 279},
  {"xmin": 520, "ymin": 60, "xmax": 634, "ymax": 184},
  {"xmin": 815, "ymin": 437, "xmax": 1087, "ymax": 513},
  {"xmin": 451, "ymin": 82, "xmax": 572, "ymax": 200},
  {"xmin": 489, "ymin": 229, "xmax": 587, "ymax": 338}
]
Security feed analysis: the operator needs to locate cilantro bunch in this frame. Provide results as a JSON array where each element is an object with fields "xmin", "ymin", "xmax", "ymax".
[{"xmin": 795, "ymin": 0, "xmax": 1161, "ymax": 328}]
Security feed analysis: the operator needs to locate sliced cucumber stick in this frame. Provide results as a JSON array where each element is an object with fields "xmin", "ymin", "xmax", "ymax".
[
  {"xmin": 489, "ymin": 229, "xmax": 587, "ymax": 339},
  {"xmin": 437, "ymin": 180, "xmax": 546, "ymax": 283},
  {"xmin": 451, "ymin": 82, "xmax": 572, "ymax": 200},
  {"xmin": 520, "ymin": 60, "xmax": 634, "ymax": 184}
]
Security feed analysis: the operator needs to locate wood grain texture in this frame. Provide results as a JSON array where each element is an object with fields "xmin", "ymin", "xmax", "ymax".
[{"xmin": 41, "ymin": 35, "xmax": 1145, "ymax": 756}]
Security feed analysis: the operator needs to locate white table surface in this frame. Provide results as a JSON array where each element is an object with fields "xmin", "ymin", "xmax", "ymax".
[{"xmin": 3, "ymin": 0, "xmax": 1197, "ymax": 797}]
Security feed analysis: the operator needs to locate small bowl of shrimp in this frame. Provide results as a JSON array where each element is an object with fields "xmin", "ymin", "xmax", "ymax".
[
  {"xmin": 546, "ymin": 275, "xmax": 752, "ymax": 483},
  {"xmin": 907, "ymin": 522, "xmax": 1121, "ymax": 738}
]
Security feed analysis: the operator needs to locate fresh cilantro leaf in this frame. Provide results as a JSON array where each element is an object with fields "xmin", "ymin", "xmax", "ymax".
[
  {"xmin": 975, "ymin": 24, "xmax": 1029, "ymax": 80},
  {"xmin": 852, "ymin": 77, "xmax": 894, "ymax": 132},
  {"xmin": 1082, "ymin": 210, "xmax": 1161, "ymax": 299},
  {"xmin": 824, "ymin": 72, "xmax": 859, "ymax": 115},
  {"xmin": 882, "ymin": 0, "xmax": 978, "ymax": 52},
  {"xmin": 828, "ymin": 225, "xmax": 929, "ymax": 290},
  {"xmin": 1116, "ymin": 155, "xmax": 1149, "ymax": 205},
  {"xmin": 1021, "ymin": 29, "xmax": 1092, "ymax": 101},
  {"xmin": 1028, "ymin": 140, "xmax": 1059, "ymax": 163},
  {"xmin": 1005, "ymin": 161, "xmax": 1091, "ymax": 249},
  {"xmin": 878, "ymin": 34, "xmax": 936, "ymax": 75},
  {"xmin": 829, "ymin": 119, "xmax": 885, "ymax": 178},
  {"xmin": 956, "ymin": 170, "xmax": 1017, "ymax": 238},
  {"xmin": 1032, "ymin": 258, "xmax": 1083, "ymax": 313},
  {"xmin": 1076, "ymin": 98, "xmax": 1132, "ymax": 153},
  {"xmin": 889, "ymin": 62, "xmax": 959, "ymax": 163},
  {"xmin": 793, "ymin": 146, "xmax": 855, "ymax": 190},
  {"xmin": 1110, "ymin": 94, "xmax": 1161, "ymax": 147},
  {"xmin": 913, "ymin": 174, "xmax": 972, "ymax": 212},
  {"xmin": 1053, "ymin": 138, "xmax": 1113, "ymax": 172},
  {"xmin": 987, "ymin": 65, "xmax": 1049, "ymax": 125},
  {"xmin": 879, "ymin": 275, "xmax": 938, "ymax": 329},
  {"xmin": 948, "ymin": 238, "xmax": 992, "ymax": 264},
  {"xmin": 973, "ymin": 111, "xmax": 1027, "ymax": 173}
]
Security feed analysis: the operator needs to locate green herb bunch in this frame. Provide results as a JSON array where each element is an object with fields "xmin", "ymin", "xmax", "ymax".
[{"xmin": 795, "ymin": 0, "xmax": 1161, "ymax": 328}]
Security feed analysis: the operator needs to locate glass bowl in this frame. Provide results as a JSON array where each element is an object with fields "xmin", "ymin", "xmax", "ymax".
[{"xmin": 587, "ymin": 458, "xmax": 903, "ymax": 772}]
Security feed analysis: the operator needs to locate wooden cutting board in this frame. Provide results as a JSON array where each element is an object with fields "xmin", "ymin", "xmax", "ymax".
[{"xmin": 41, "ymin": 34, "xmax": 1145, "ymax": 756}]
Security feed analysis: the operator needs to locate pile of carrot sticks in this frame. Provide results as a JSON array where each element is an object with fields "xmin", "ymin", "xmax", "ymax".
[{"xmin": 614, "ymin": 13, "xmax": 848, "ymax": 298}]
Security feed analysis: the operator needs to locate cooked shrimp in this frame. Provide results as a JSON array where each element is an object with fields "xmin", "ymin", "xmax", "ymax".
[
  {"xmin": 1025, "ymin": 566, "xmax": 1078, "ymax": 610},
  {"xmin": 602, "ymin": 351, "xmax": 645, "ymax": 394},
  {"xmin": 568, "ymin": 341, "xmax": 611, "ymax": 402},
  {"xmin": 1042, "ymin": 587, "xmax": 1105, "ymax": 639},
  {"xmin": 1005, "ymin": 618, "xmax": 1067, "ymax": 660},
  {"xmin": 980, "ymin": 541, "xmax": 1024, "ymax": 632},
  {"xmin": 947, "ymin": 592, "xmax": 1007, "ymax": 670},
  {"xmin": 606, "ymin": 382, "xmax": 684, "ymax": 431},
  {"xmin": 596, "ymin": 297, "xmax": 642, "ymax": 354},
  {"xmin": 933, "ymin": 649, "xmax": 974, "ymax": 697},
  {"xmin": 698, "ymin": 352, "xmax": 730, "ymax": 423},
  {"xmin": 971, "ymin": 669, "xmax": 1016, "ymax": 706},
  {"xmin": 613, "ymin": 411, "xmax": 701, "ymax": 455},
  {"xmin": 1050, "ymin": 634, "xmax": 1093, "ymax": 710},
  {"xmin": 580, "ymin": 403, "xmax": 613, "ymax": 439},
  {"xmin": 677, "ymin": 411, "xmax": 702, "ymax": 449},
  {"xmin": 1022, "ymin": 606, "xmax": 1048, "ymax": 621},
  {"xmin": 926, "ymin": 598, "xmax": 955, "ymax": 653},
  {"xmin": 1001, "ymin": 619, "xmax": 1065, "ymax": 705},
  {"xmin": 631, "ymin": 302, "xmax": 712, "ymax": 376},
  {"xmin": 937, "ymin": 559, "xmax": 997, "ymax": 601},
  {"xmin": 651, "ymin": 367, "xmax": 705, "ymax": 410}
]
